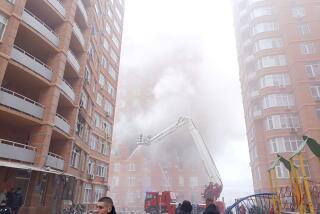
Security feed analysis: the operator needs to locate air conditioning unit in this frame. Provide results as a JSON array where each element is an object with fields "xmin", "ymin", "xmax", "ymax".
[
  {"xmin": 88, "ymin": 174, "xmax": 95, "ymax": 180},
  {"xmin": 106, "ymin": 112, "xmax": 111, "ymax": 117}
]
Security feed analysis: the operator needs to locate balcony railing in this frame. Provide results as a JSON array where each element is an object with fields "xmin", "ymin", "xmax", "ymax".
[
  {"xmin": 47, "ymin": 0, "xmax": 66, "ymax": 17},
  {"xmin": 60, "ymin": 79, "xmax": 75, "ymax": 101},
  {"xmin": 0, "ymin": 87, "xmax": 44, "ymax": 119},
  {"xmin": 54, "ymin": 113, "xmax": 71, "ymax": 134},
  {"xmin": 67, "ymin": 50, "xmax": 80, "ymax": 73},
  {"xmin": 73, "ymin": 23, "xmax": 85, "ymax": 47},
  {"xmin": 11, "ymin": 46, "xmax": 53, "ymax": 81},
  {"xmin": 22, "ymin": 9, "xmax": 59, "ymax": 47},
  {"xmin": 46, "ymin": 152, "xmax": 64, "ymax": 170},
  {"xmin": 77, "ymin": 0, "xmax": 88, "ymax": 23},
  {"xmin": 0, "ymin": 138, "xmax": 36, "ymax": 163}
]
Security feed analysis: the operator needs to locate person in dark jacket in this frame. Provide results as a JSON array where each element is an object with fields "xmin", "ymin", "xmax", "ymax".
[
  {"xmin": 6, "ymin": 189, "xmax": 14, "ymax": 212},
  {"xmin": 177, "ymin": 200, "xmax": 192, "ymax": 214},
  {"xmin": 203, "ymin": 204, "xmax": 220, "ymax": 214},
  {"xmin": 11, "ymin": 188, "xmax": 23, "ymax": 214},
  {"xmin": 94, "ymin": 197, "xmax": 116, "ymax": 214}
]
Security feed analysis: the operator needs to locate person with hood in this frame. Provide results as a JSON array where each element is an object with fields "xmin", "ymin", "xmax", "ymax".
[
  {"xmin": 94, "ymin": 197, "xmax": 116, "ymax": 214},
  {"xmin": 203, "ymin": 203, "xmax": 220, "ymax": 214},
  {"xmin": 11, "ymin": 188, "xmax": 23, "ymax": 214},
  {"xmin": 177, "ymin": 200, "xmax": 192, "ymax": 214}
]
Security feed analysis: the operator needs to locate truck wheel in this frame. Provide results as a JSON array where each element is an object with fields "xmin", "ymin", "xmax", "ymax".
[{"xmin": 150, "ymin": 207, "xmax": 158, "ymax": 214}]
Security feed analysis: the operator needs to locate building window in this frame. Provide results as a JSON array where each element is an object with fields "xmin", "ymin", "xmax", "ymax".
[
  {"xmin": 83, "ymin": 184, "xmax": 92, "ymax": 203},
  {"xmin": 110, "ymin": 48, "xmax": 119, "ymax": 63},
  {"xmin": 260, "ymin": 73, "xmax": 290, "ymax": 89},
  {"xmin": 93, "ymin": 112, "xmax": 101, "ymax": 128},
  {"xmin": 189, "ymin": 177, "xmax": 198, "ymax": 187},
  {"xmin": 112, "ymin": 34, "xmax": 120, "ymax": 49},
  {"xmin": 291, "ymin": 7, "xmax": 306, "ymax": 18},
  {"xmin": 80, "ymin": 91, "xmax": 88, "ymax": 109},
  {"xmin": 96, "ymin": 164, "xmax": 106, "ymax": 177},
  {"xmin": 297, "ymin": 23, "xmax": 310, "ymax": 36},
  {"xmin": 95, "ymin": 3, "xmax": 101, "ymax": 15},
  {"xmin": 114, "ymin": 20, "xmax": 121, "ymax": 33},
  {"xmin": 114, "ymin": 163, "xmax": 120, "ymax": 172},
  {"xmin": 128, "ymin": 176, "xmax": 136, "ymax": 186},
  {"xmin": 275, "ymin": 162, "xmax": 290, "ymax": 178},
  {"xmin": 256, "ymin": 55, "xmax": 287, "ymax": 70},
  {"xmin": 265, "ymin": 114, "xmax": 300, "ymax": 130},
  {"xmin": 87, "ymin": 159, "xmax": 95, "ymax": 175},
  {"xmin": 70, "ymin": 146, "xmax": 80, "ymax": 169},
  {"xmin": 89, "ymin": 134, "xmax": 98, "ymax": 151},
  {"xmin": 103, "ymin": 39, "xmax": 109, "ymax": 50},
  {"xmin": 310, "ymin": 86, "xmax": 320, "ymax": 100},
  {"xmin": 252, "ymin": 22, "xmax": 278, "ymax": 36},
  {"xmin": 179, "ymin": 176, "xmax": 184, "ymax": 186},
  {"xmin": 96, "ymin": 93, "xmax": 103, "ymax": 106},
  {"xmin": 115, "ymin": 7, "xmax": 122, "ymax": 20},
  {"xmin": 294, "ymin": 160, "xmax": 311, "ymax": 178},
  {"xmin": 104, "ymin": 100, "xmax": 113, "ymax": 117},
  {"xmin": 269, "ymin": 136, "xmax": 303, "ymax": 153},
  {"xmin": 111, "ymin": 176, "xmax": 119, "ymax": 187},
  {"xmin": 128, "ymin": 162, "xmax": 136, "ymax": 171},
  {"xmin": 262, "ymin": 94, "xmax": 295, "ymax": 109},
  {"xmin": 107, "ymin": 7, "xmax": 113, "ymax": 19},
  {"xmin": 101, "ymin": 56, "xmax": 108, "ymax": 69},
  {"xmin": 107, "ymin": 82, "xmax": 115, "ymax": 98},
  {"xmin": 305, "ymin": 61, "xmax": 320, "ymax": 78},
  {"xmin": 316, "ymin": 108, "xmax": 320, "ymax": 120},
  {"xmin": 101, "ymin": 143, "xmax": 110, "ymax": 155},
  {"xmin": 85, "ymin": 66, "xmax": 91, "ymax": 84},
  {"xmin": 250, "ymin": 7, "xmax": 272, "ymax": 20},
  {"xmin": 254, "ymin": 38, "xmax": 283, "ymax": 52},
  {"xmin": 300, "ymin": 42, "xmax": 316, "ymax": 55},
  {"xmin": 0, "ymin": 14, "xmax": 7, "ymax": 41},
  {"xmin": 108, "ymin": 66, "xmax": 117, "ymax": 80},
  {"xmin": 94, "ymin": 186, "xmax": 104, "ymax": 202},
  {"xmin": 105, "ymin": 21, "xmax": 111, "ymax": 34}
]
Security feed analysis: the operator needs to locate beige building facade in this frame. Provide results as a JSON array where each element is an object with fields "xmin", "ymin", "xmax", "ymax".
[
  {"xmin": 232, "ymin": 0, "xmax": 320, "ymax": 193},
  {"xmin": 0, "ymin": 0, "xmax": 124, "ymax": 213}
]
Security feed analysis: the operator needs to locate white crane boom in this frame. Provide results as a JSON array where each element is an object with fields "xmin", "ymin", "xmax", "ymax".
[{"xmin": 137, "ymin": 116, "xmax": 222, "ymax": 187}]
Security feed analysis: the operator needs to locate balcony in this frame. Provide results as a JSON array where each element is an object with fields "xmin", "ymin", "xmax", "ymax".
[
  {"xmin": 21, "ymin": 9, "xmax": 59, "ymax": 47},
  {"xmin": 45, "ymin": 152, "xmax": 64, "ymax": 170},
  {"xmin": 67, "ymin": 50, "xmax": 80, "ymax": 73},
  {"xmin": 11, "ymin": 46, "xmax": 53, "ymax": 81},
  {"xmin": 47, "ymin": 0, "xmax": 66, "ymax": 17},
  {"xmin": 0, "ymin": 138, "xmax": 36, "ymax": 163},
  {"xmin": 54, "ymin": 113, "xmax": 71, "ymax": 134},
  {"xmin": 60, "ymin": 79, "xmax": 75, "ymax": 101},
  {"xmin": 77, "ymin": 0, "xmax": 88, "ymax": 23},
  {"xmin": 73, "ymin": 23, "xmax": 85, "ymax": 47},
  {"xmin": 0, "ymin": 87, "xmax": 44, "ymax": 119}
]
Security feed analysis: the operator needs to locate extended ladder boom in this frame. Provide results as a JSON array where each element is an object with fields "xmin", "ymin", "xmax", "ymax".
[{"xmin": 138, "ymin": 116, "xmax": 222, "ymax": 187}]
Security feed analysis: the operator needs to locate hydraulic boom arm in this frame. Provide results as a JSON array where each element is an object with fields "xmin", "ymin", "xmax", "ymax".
[{"xmin": 138, "ymin": 116, "xmax": 222, "ymax": 198}]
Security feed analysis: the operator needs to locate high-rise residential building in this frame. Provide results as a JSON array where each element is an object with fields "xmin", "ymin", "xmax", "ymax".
[
  {"xmin": 0, "ymin": 0, "xmax": 124, "ymax": 213},
  {"xmin": 232, "ymin": 0, "xmax": 320, "ymax": 193}
]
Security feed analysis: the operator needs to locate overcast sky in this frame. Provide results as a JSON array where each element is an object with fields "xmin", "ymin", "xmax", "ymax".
[{"xmin": 114, "ymin": 0, "xmax": 254, "ymax": 204}]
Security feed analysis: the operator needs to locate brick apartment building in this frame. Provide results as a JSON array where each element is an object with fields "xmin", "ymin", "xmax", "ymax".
[
  {"xmin": 109, "ymin": 142, "xmax": 210, "ymax": 213},
  {"xmin": 0, "ymin": 0, "xmax": 124, "ymax": 213},
  {"xmin": 232, "ymin": 0, "xmax": 320, "ymax": 193}
]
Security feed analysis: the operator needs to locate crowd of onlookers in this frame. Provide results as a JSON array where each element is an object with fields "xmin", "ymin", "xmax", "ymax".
[
  {"xmin": 94, "ymin": 197, "xmax": 221, "ymax": 214},
  {"xmin": 0, "ymin": 188, "xmax": 24, "ymax": 214},
  {"xmin": 1, "ymin": 191, "xmax": 220, "ymax": 214}
]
